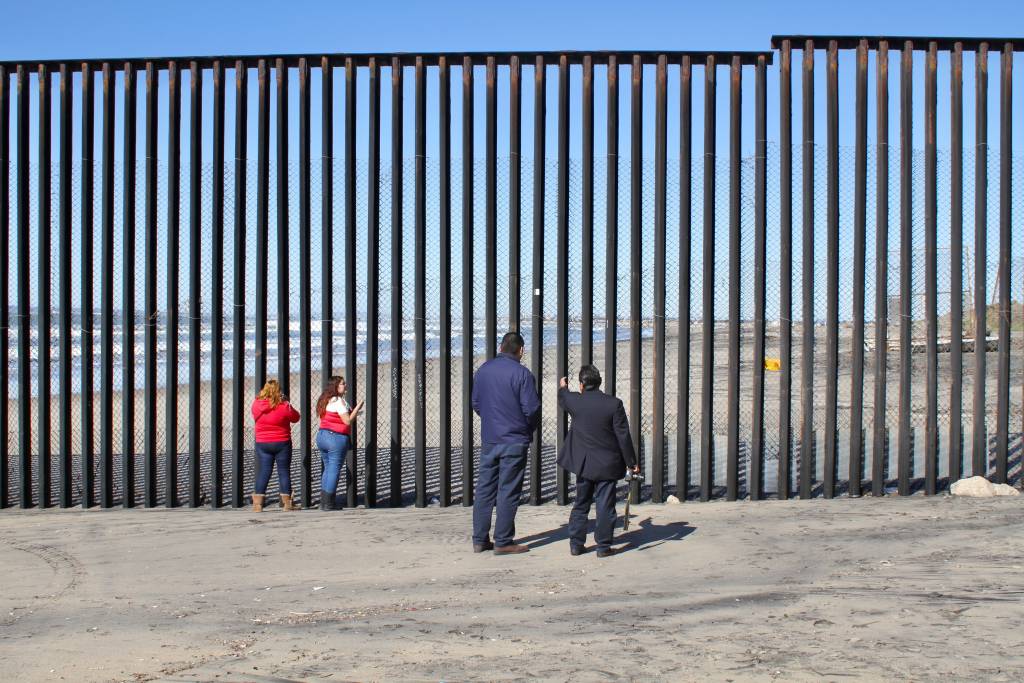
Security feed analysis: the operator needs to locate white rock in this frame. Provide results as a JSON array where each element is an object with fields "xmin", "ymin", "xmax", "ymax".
[
  {"xmin": 665, "ymin": 495, "xmax": 681, "ymax": 505},
  {"xmin": 950, "ymin": 476, "xmax": 996, "ymax": 497},
  {"xmin": 992, "ymin": 483, "xmax": 1021, "ymax": 497}
]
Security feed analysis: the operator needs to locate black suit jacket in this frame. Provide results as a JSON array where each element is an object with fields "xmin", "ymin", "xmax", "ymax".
[{"xmin": 556, "ymin": 387, "xmax": 637, "ymax": 482}]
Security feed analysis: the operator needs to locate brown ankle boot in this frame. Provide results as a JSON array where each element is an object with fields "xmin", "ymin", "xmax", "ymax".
[
  {"xmin": 252, "ymin": 494, "xmax": 265, "ymax": 513},
  {"xmin": 280, "ymin": 494, "xmax": 299, "ymax": 511}
]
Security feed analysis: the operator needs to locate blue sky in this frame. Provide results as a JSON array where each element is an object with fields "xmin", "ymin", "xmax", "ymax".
[
  {"xmin": 2, "ymin": 0, "xmax": 1022, "ymax": 62},
  {"xmin": 2, "ymin": 0, "xmax": 1024, "ymax": 325}
]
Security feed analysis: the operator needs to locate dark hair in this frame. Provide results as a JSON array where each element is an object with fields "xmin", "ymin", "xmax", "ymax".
[
  {"xmin": 499, "ymin": 331, "xmax": 525, "ymax": 355},
  {"xmin": 316, "ymin": 375, "xmax": 345, "ymax": 418},
  {"xmin": 578, "ymin": 364, "xmax": 602, "ymax": 391}
]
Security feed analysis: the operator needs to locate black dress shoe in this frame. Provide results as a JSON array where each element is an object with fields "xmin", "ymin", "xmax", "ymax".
[
  {"xmin": 595, "ymin": 547, "xmax": 617, "ymax": 558},
  {"xmin": 570, "ymin": 545, "xmax": 587, "ymax": 556},
  {"xmin": 473, "ymin": 541, "xmax": 495, "ymax": 553}
]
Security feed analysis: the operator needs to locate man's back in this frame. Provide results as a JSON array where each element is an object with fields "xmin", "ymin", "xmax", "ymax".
[
  {"xmin": 557, "ymin": 388, "xmax": 637, "ymax": 482},
  {"xmin": 472, "ymin": 353, "xmax": 541, "ymax": 445}
]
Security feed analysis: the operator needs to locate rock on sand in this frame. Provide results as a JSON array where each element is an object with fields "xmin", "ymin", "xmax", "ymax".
[{"xmin": 950, "ymin": 476, "xmax": 1020, "ymax": 497}]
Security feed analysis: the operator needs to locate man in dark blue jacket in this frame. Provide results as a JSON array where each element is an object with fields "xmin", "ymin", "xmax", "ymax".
[
  {"xmin": 557, "ymin": 364, "xmax": 638, "ymax": 557},
  {"xmin": 471, "ymin": 332, "xmax": 541, "ymax": 555}
]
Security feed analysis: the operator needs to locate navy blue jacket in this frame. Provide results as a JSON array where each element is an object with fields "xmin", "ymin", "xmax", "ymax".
[{"xmin": 471, "ymin": 352, "xmax": 541, "ymax": 445}]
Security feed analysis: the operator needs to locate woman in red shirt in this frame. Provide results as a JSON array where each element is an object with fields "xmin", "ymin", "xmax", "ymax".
[
  {"xmin": 251, "ymin": 379, "xmax": 301, "ymax": 511},
  {"xmin": 315, "ymin": 375, "xmax": 363, "ymax": 510}
]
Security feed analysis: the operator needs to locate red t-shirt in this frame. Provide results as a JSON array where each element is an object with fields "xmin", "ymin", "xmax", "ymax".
[{"xmin": 252, "ymin": 398, "xmax": 300, "ymax": 443}]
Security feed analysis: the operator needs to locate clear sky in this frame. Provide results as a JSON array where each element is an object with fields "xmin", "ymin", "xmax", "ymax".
[{"xmin": 1, "ymin": 0, "xmax": 1022, "ymax": 62}]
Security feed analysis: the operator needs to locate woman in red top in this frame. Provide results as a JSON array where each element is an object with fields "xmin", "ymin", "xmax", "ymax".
[
  {"xmin": 314, "ymin": 375, "xmax": 363, "ymax": 510},
  {"xmin": 251, "ymin": 379, "xmax": 301, "ymax": 511}
]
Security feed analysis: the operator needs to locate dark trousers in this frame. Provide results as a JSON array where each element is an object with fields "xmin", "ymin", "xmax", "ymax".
[
  {"xmin": 472, "ymin": 443, "xmax": 528, "ymax": 547},
  {"xmin": 569, "ymin": 477, "xmax": 617, "ymax": 551},
  {"xmin": 254, "ymin": 441, "xmax": 292, "ymax": 495}
]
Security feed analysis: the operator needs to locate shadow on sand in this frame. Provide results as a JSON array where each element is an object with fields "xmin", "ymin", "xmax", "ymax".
[{"xmin": 519, "ymin": 516, "xmax": 696, "ymax": 554}]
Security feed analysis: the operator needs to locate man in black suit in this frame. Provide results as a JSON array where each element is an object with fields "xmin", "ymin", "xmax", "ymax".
[{"xmin": 557, "ymin": 365, "xmax": 638, "ymax": 558}]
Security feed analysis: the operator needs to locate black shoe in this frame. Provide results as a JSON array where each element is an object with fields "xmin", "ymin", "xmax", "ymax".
[
  {"xmin": 473, "ymin": 541, "xmax": 494, "ymax": 553},
  {"xmin": 570, "ymin": 545, "xmax": 587, "ymax": 556},
  {"xmin": 319, "ymin": 492, "xmax": 336, "ymax": 511},
  {"xmin": 596, "ymin": 547, "xmax": 617, "ymax": 558}
]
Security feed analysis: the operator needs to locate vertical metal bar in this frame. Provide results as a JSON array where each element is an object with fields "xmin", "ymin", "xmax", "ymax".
[
  {"xmin": 275, "ymin": 58, "xmax": 290, "ymax": 398},
  {"xmin": 509, "ymin": 56, "xmax": 521, "ymax": 333},
  {"xmin": 823, "ymin": 42, "xmax": 839, "ymax": 499},
  {"xmin": 210, "ymin": 60, "xmax": 224, "ymax": 508},
  {"xmin": 344, "ymin": 58, "xmax": 358, "ymax": 508},
  {"xmin": 995, "ymin": 44, "xmax": 1012, "ymax": 484},
  {"xmin": 390, "ymin": 57, "xmax": 403, "ymax": 507},
  {"xmin": 144, "ymin": 62, "xmax": 157, "ymax": 507},
  {"xmin": 629, "ymin": 54, "xmax": 642, "ymax": 504},
  {"xmin": 850, "ymin": 40, "xmax": 868, "ymax": 497},
  {"xmin": 677, "ymin": 56, "xmax": 692, "ymax": 500},
  {"xmin": 605, "ymin": 55, "xmax": 618, "ymax": 400},
  {"xmin": 121, "ymin": 62, "xmax": 136, "ymax": 508},
  {"xmin": 298, "ymin": 58, "xmax": 312, "ymax": 507},
  {"xmin": 700, "ymin": 55, "xmax": 716, "ymax": 503},
  {"xmin": 898, "ymin": 41, "xmax": 913, "ymax": 496},
  {"xmin": 800, "ymin": 41, "xmax": 815, "ymax": 500},
  {"xmin": 726, "ymin": 56, "xmax": 741, "ymax": 502},
  {"xmin": 81, "ymin": 62, "xmax": 96, "ymax": 509},
  {"xmin": 582, "ymin": 55, "xmax": 594, "ymax": 367},
  {"xmin": 321, "ymin": 57, "xmax": 333, "ymax": 396},
  {"xmin": 973, "ymin": 44, "xmax": 988, "ymax": 477},
  {"xmin": 751, "ymin": 54, "xmax": 767, "ymax": 502},
  {"xmin": 59, "ymin": 64, "xmax": 73, "ymax": 508},
  {"xmin": 188, "ymin": 61, "xmax": 202, "ymax": 507},
  {"xmin": 99, "ymin": 62, "xmax": 113, "ymax": 509},
  {"xmin": 873, "ymin": 42, "xmax": 890, "ymax": 496},
  {"xmin": 925, "ymin": 43, "xmax": 939, "ymax": 495},
  {"xmin": 255, "ymin": 59, "xmax": 269, "ymax": 393},
  {"xmin": 485, "ymin": 56, "xmax": 497, "ymax": 359},
  {"xmin": 414, "ymin": 56, "xmax": 427, "ymax": 508},
  {"xmin": 438, "ymin": 57, "xmax": 452, "ymax": 507},
  {"xmin": 949, "ymin": 43, "xmax": 964, "ymax": 487},
  {"xmin": 163, "ymin": 61, "xmax": 180, "ymax": 507},
  {"xmin": 366, "ymin": 57, "xmax": 380, "ymax": 507},
  {"xmin": 231, "ymin": 61, "xmax": 246, "ymax": 508},
  {"xmin": 530, "ymin": 56, "xmax": 545, "ymax": 505},
  {"xmin": 778, "ymin": 41, "xmax": 793, "ymax": 500},
  {"xmin": 38, "ymin": 64, "xmax": 52, "ymax": 508},
  {"xmin": 165, "ymin": 60, "xmax": 180, "ymax": 507},
  {"xmin": 0, "ymin": 66, "xmax": 8, "ymax": 509},
  {"xmin": 557, "ymin": 54, "xmax": 570, "ymax": 506},
  {"xmin": 16, "ymin": 65, "xmax": 31, "ymax": 508},
  {"xmin": 462, "ymin": 56, "xmax": 474, "ymax": 507},
  {"xmin": 652, "ymin": 54, "xmax": 667, "ymax": 504}
]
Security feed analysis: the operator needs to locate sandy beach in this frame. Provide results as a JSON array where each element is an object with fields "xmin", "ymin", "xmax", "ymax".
[{"xmin": 1, "ymin": 495, "xmax": 1022, "ymax": 681}]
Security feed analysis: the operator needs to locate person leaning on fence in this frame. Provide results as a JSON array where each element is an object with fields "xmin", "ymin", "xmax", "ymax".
[
  {"xmin": 251, "ymin": 379, "xmax": 301, "ymax": 512},
  {"xmin": 315, "ymin": 375, "xmax": 364, "ymax": 511},
  {"xmin": 470, "ymin": 332, "xmax": 541, "ymax": 555},
  {"xmin": 557, "ymin": 365, "xmax": 638, "ymax": 558}
]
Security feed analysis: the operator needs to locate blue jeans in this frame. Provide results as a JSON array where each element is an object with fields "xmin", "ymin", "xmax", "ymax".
[
  {"xmin": 569, "ymin": 477, "xmax": 617, "ymax": 551},
  {"xmin": 254, "ymin": 441, "xmax": 292, "ymax": 495},
  {"xmin": 316, "ymin": 428, "xmax": 350, "ymax": 496},
  {"xmin": 472, "ymin": 443, "xmax": 528, "ymax": 547}
]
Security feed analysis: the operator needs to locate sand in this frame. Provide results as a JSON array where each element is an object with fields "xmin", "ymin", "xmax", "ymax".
[{"xmin": 1, "ymin": 495, "xmax": 1023, "ymax": 681}]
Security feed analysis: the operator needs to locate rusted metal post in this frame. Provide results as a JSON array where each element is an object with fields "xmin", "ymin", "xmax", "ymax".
[
  {"xmin": 700, "ymin": 55, "xmax": 715, "ymax": 502},
  {"xmin": 652, "ymin": 54, "xmax": 667, "ymax": 503},
  {"xmin": 872, "ymin": 42, "xmax": 890, "ymax": 496}
]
